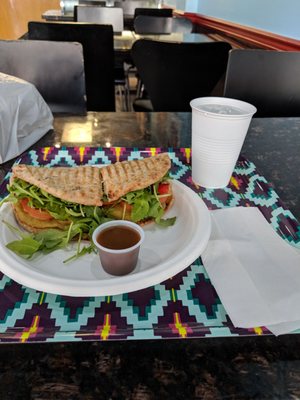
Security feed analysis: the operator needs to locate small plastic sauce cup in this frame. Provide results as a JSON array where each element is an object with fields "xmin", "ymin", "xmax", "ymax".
[{"xmin": 92, "ymin": 220, "xmax": 145, "ymax": 276}]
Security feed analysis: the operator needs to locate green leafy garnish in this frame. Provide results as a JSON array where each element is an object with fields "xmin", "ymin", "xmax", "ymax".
[
  {"xmin": 6, "ymin": 236, "xmax": 42, "ymax": 259},
  {"xmin": 3, "ymin": 221, "xmax": 96, "ymax": 262}
]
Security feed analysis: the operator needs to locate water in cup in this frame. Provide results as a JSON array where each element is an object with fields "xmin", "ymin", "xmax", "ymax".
[{"xmin": 199, "ymin": 103, "xmax": 247, "ymax": 115}]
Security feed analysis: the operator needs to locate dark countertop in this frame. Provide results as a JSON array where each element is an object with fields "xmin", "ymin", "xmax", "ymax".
[
  {"xmin": 242, "ymin": 117, "xmax": 300, "ymax": 219},
  {"xmin": 1, "ymin": 335, "xmax": 300, "ymax": 399},
  {"xmin": 0, "ymin": 112, "xmax": 300, "ymax": 399}
]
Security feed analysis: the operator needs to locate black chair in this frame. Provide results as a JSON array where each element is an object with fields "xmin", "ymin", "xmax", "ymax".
[
  {"xmin": 133, "ymin": 7, "xmax": 173, "ymax": 19},
  {"xmin": 73, "ymin": 5, "xmax": 130, "ymax": 109},
  {"xmin": 131, "ymin": 39, "xmax": 231, "ymax": 112},
  {"xmin": 0, "ymin": 39, "xmax": 86, "ymax": 114},
  {"xmin": 132, "ymin": 16, "xmax": 194, "ymax": 102},
  {"xmin": 28, "ymin": 21, "xmax": 115, "ymax": 112},
  {"xmin": 133, "ymin": 15, "xmax": 193, "ymax": 34},
  {"xmin": 119, "ymin": 1, "xmax": 149, "ymax": 29},
  {"xmin": 223, "ymin": 49, "xmax": 300, "ymax": 117},
  {"xmin": 78, "ymin": 0, "xmax": 106, "ymax": 5}
]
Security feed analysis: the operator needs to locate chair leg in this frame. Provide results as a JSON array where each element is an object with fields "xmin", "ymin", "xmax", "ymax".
[
  {"xmin": 136, "ymin": 78, "xmax": 145, "ymax": 99},
  {"xmin": 123, "ymin": 81, "xmax": 130, "ymax": 111},
  {"xmin": 115, "ymin": 82, "xmax": 131, "ymax": 111}
]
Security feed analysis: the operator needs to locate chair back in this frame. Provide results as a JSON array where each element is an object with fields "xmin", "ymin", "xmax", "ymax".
[
  {"xmin": 133, "ymin": 7, "xmax": 173, "ymax": 18},
  {"xmin": 224, "ymin": 49, "xmax": 300, "ymax": 117},
  {"xmin": 0, "ymin": 39, "xmax": 86, "ymax": 114},
  {"xmin": 134, "ymin": 15, "xmax": 193, "ymax": 34},
  {"xmin": 61, "ymin": 0, "xmax": 79, "ymax": 15},
  {"xmin": 75, "ymin": 5, "xmax": 124, "ymax": 32},
  {"xmin": 28, "ymin": 21, "xmax": 115, "ymax": 112},
  {"xmin": 131, "ymin": 39, "xmax": 231, "ymax": 111},
  {"xmin": 134, "ymin": 15, "xmax": 172, "ymax": 34},
  {"xmin": 79, "ymin": 0, "xmax": 106, "ymax": 5}
]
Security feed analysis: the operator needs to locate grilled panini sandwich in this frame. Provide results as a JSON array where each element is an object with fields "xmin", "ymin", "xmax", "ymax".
[{"xmin": 5, "ymin": 153, "xmax": 175, "ymax": 236}]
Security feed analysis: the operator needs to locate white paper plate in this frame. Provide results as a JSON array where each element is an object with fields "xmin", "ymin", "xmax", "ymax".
[{"xmin": 0, "ymin": 180, "xmax": 211, "ymax": 297}]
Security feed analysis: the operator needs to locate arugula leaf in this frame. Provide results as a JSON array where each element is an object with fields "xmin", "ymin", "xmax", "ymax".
[
  {"xmin": 63, "ymin": 244, "xmax": 95, "ymax": 264},
  {"xmin": 35, "ymin": 229, "xmax": 71, "ymax": 250},
  {"xmin": 148, "ymin": 202, "xmax": 162, "ymax": 218},
  {"xmin": 6, "ymin": 237, "xmax": 42, "ymax": 259},
  {"xmin": 131, "ymin": 199, "xmax": 150, "ymax": 222},
  {"xmin": 155, "ymin": 216, "xmax": 177, "ymax": 227},
  {"xmin": 64, "ymin": 207, "xmax": 83, "ymax": 217},
  {"xmin": 3, "ymin": 221, "xmax": 93, "ymax": 262}
]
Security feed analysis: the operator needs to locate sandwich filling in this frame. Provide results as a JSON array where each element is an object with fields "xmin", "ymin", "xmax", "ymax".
[
  {"xmin": 0, "ymin": 154, "xmax": 176, "ymax": 261},
  {"xmin": 9, "ymin": 174, "xmax": 174, "ymax": 234}
]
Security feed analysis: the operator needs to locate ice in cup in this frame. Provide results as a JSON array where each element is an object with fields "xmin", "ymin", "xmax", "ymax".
[
  {"xmin": 92, "ymin": 220, "xmax": 145, "ymax": 276},
  {"xmin": 190, "ymin": 97, "xmax": 257, "ymax": 188}
]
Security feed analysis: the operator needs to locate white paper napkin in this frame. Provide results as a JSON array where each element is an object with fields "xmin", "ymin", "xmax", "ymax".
[
  {"xmin": 201, "ymin": 207, "xmax": 300, "ymax": 335},
  {"xmin": 0, "ymin": 73, "xmax": 53, "ymax": 164}
]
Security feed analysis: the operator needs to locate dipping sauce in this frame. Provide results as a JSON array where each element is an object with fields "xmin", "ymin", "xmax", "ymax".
[
  {"xmin": 96, "ymin": 225, "xmax": 141, "ymax": 250},
  {"xmin": 92, "ymin": 220, "xmax": 145, "ymax": 276}
]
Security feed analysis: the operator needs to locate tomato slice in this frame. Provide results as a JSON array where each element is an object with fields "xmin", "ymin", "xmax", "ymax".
[
  {"xmin": 157, "ymin": 183, "xmax": 170, "ymax": 195},
  {"xmin": 20, "ymin": 198, "xmax": 53, "ymax": 221},
  {"xmin": 157, "ymin": 183, "xmax": 171, "ymax": 204}
]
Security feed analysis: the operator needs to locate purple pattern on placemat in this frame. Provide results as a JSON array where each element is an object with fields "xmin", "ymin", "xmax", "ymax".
[
  {"xmin": 153, "ymin": 300, "xmax": 199, "ymax": 338},
  {"xmin": 75, "ymin": 300, "xmax": 134, "ymax": 341},
  {"xmin": 0, "ymin": 282, "xmax": 27, "ymax": 321},
  {"xmin": 190, "ymin": 273, "xmax": 221, "ymax": 318},
  {"xmin": 124, "ymin": 287, "xmax": 160, "ymax": 319},
  {"xmin": 161, "ymin": 266, "xmax": 192, "ymax": 291},
  {"xmin": 0, "ymin": 147, "xmax": 299, "ymax": 342}
]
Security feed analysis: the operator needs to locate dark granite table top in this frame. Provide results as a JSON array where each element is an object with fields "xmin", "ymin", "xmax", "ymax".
[{"xmin": 0, "ymin": 112, "xmax": 300, "ymax": 399}]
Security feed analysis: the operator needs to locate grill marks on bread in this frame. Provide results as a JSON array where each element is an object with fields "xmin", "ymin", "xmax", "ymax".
[
  {"xmin": 11, "ymin": 165, "xmax": 103, "ymax": 206},
  {"xmin": 101, "ymin": 154, "xmax": 171, "ymax": 202},
  {"xmin": 11, "ymin": 153, "xmax": 171, "ymax": 205}
]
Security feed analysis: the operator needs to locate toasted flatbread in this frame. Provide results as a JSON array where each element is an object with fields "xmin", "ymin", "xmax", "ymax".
[
  {"xmin": 101, "ymin": 153, "xmax": 171, "ymax": 202},
  {"xmin": 11, "ymin": 165, "xmax": 104, "ymax": 206},
  {"xmin": 11, "ymin": 153, "xmax": 171, "ymax": 205}
]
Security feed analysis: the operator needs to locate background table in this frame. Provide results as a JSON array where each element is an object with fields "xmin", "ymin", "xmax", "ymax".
[
  {"xmin": 133, "ymin": 32, "xmax": 214, "ymax": 43},
  {"xmin": 42, "ymin": 9, "xmax": 74, "ymax": 21},
  {"xmin": 42, "ymin": 8, "xmax": 135, "ymax": 29}
]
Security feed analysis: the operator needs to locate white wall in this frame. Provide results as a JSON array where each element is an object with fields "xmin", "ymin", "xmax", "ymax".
[{"xmin": 169, "ymin": 0, "xmax": 300, "ymax": 40}]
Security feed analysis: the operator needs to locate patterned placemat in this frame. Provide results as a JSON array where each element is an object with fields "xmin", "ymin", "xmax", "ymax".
[{"xmin": 0, "ymin": 147, "xmax": 299, "ymax": 343}]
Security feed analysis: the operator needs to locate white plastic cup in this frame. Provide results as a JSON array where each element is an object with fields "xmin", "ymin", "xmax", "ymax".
[{"xmin": 190, "ymin": 97, "xmax": 257, "ymax": 188}]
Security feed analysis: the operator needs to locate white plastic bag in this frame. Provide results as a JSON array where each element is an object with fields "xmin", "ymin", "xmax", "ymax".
[{"xmin": 0, "ymin": 73, "xmax": 53, "ymax": 163}]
